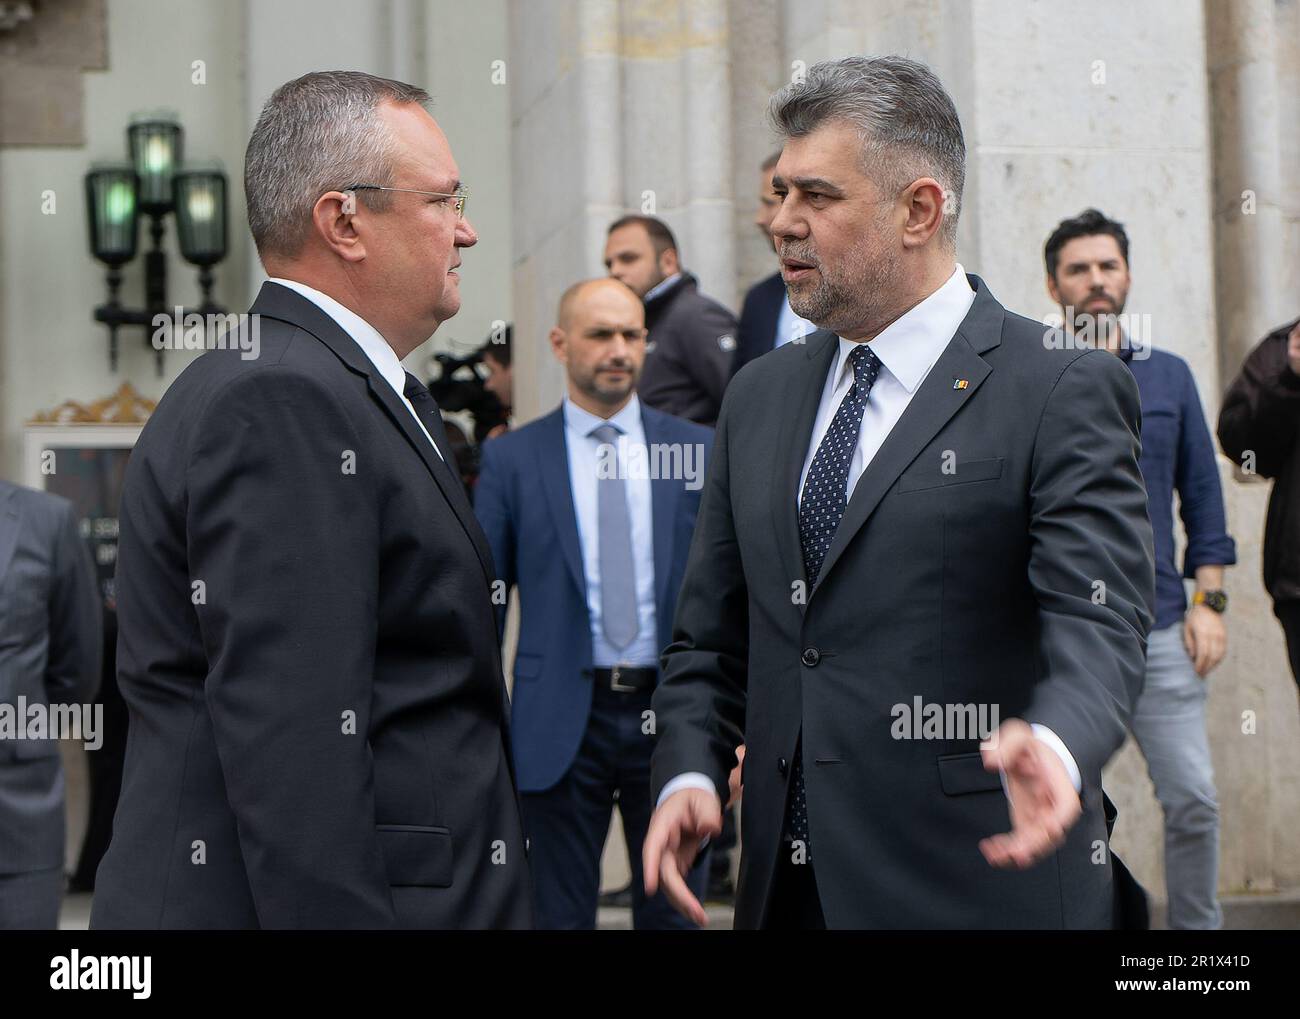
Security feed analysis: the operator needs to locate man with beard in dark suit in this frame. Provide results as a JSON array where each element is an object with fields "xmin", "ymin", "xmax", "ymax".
[
  {"xmin": 644, "ymin": 55, "xmax": 1154, "ymax": 929},
  {"xmin": 92, "ymin": 70, "xmax": 531, "ymax": 930}
]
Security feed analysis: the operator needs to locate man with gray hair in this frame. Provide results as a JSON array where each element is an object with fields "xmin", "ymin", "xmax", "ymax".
[
  {"xmin": 644, "ymin": 55, "xmax": 1155, "ymax": 928},
  {"xmin": 92, "ymin": 71, "xmax": 532, "ymax": 929}
]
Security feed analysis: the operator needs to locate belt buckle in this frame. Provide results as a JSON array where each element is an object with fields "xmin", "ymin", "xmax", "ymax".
[{"xmin": 609, "ymin": 664, "xmax": 637, "ymax": 693}]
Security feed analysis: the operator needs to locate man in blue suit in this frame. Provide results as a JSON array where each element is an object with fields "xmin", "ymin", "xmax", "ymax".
[{"xmin": 475, "ymin": 278, "xmax": 714, "ymax": 929}]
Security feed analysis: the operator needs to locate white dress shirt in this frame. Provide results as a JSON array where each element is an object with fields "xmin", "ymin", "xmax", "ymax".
[
  {"xmin": 563, "ymin": 395, "xmax": 660, "ymax": 668},
  {"xmin": 796, "ymin": 264, "xmax": 973, "ymax": 504},
  {"xmin": 659, "ymin": 264, "xmax": 1081, "ymax": 810},
  {"xmin": 266, "ymin": 277, "xmax": 444, "ymax": 460}
]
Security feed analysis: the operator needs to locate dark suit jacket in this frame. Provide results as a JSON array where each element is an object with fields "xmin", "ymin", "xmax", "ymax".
[
  {"xmin": 0, "ymin": 482, "xmax": 101, "ymax": 875},
  {"xmin": 474, "ymin": 404, "xmax": 712, "ymax": 792},
  {"xmin": 639, "ymin": 273, "xmax": 738, "ymax": 427},
  {"xmin": 732, "ymin": 271, "xmax": 786, "ymax": 377},
  {"xmin": 91, "ymin": 282, "xmax": 532, "ymax": 929},
  {"xmin": 650, "ymin": 274, "xmax": 1155, "ymax": 929}
]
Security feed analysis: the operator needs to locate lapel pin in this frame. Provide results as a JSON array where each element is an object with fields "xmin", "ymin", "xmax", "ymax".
[{"xmin": 952, "ymin": 378, "xmax": 969, "ymax": 390}]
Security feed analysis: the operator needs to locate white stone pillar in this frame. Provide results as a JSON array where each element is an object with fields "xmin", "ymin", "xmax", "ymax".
[
  {"xmin": 510, "ymin": 0, "xmax": 739, "ymax": 424},
  {"xmin": 1205, "ymin": 0, "xmax": 1300, "ymax": 895},
  {"xmin": 241, "ymin": 0, "xmax": 404, "ymax": 297}
]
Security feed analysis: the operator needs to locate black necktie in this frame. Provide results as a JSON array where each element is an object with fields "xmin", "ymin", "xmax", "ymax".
[
  {"xmin": 786, "ymin": 344, "xmax": 883, "ymax": 850},
  {"xmin": 402, "ymin": 371, "xmax": 448, "ymax": 463}
]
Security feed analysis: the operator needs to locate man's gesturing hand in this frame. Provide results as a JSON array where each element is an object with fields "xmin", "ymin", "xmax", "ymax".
[
  {"xmin": 643, "ymin": 788, "xmax": 723, "ymax": 926},
  {"xmin": 727, "ymin": 745, "xmax": 745, "ymax": 808},
  {"xmin": 978, "ymin": 719, "xmax": 1082, "ymax": 869}
]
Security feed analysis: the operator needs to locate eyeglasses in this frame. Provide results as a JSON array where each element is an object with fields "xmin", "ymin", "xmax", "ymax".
[{"xmin": 344, "ymin": 183, "xmax": 468, "ymax": 218}]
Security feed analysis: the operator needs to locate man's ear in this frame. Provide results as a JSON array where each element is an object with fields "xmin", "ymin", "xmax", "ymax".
[
  {"xmin": 312, "ymin": 190, "xmax": 366, "ymax": 263},
  {"xmin": 900, "ymin": 177, "xmax": 945, "ymax": 249},
  {"xmin": 660, "ymin": 247, "xmax": 680, "ymax": 277},
  {"xmin": 1046, "ymin": 272, "xmax": 1061, "ymax": 305},
  {"xmin": 548, "ymin": 326, "xmax": 567, "ymax": 364}
]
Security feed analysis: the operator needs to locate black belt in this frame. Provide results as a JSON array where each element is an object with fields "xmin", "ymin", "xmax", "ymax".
[{"xmin": 592, "ymin": 665, "xmax": 657, "ymax": 692}]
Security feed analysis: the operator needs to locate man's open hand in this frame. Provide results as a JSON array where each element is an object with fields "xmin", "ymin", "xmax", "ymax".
[
  {"xmin": 642, "ymin": 787, "xmax": 723, "ymax": 926},
  {"xmin": 978, "ymin": 719, "xmax": 1081, "ymax": 869}
]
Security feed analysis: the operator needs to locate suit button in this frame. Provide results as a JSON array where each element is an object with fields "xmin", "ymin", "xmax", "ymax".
[
  {"xmin": 778, "ymin": 757, "xmax": 789, "ymax": 776},
  {"xmin": 801, "ymin": 647, "xmax": 821, "ymax": 667}
]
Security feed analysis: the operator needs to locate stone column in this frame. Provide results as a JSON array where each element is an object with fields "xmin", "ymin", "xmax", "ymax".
[
  {"xmin": 242, "ymin": 0, "xmax": 420, "ymax": 300},
  {"xmin": 1205, "ymin": 0, "xmax": 1300, "ymax": 896},
  {"xmin": 510, "ymin": 0, "xmax": 739, "ymax": 424}
]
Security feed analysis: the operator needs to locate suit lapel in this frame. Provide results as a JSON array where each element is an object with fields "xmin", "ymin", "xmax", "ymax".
[
  {"xmin": 248, "ymin": 282, "xmax": 497, "ymax": 586},
  {"xmin": 536, "ymin": 409, "xmax": 587, "ymax": 600},
  {"xmin": 809, "ymin": 277, "xmax": 1004, "ymax": 600},
  {"xmin": 771, "ymin": 331, "xmax": 840, "ymax": 609},
  {"xmin": 0, "ymin": 485, "xmax": 19, "ymax": 584},
  {"xmin": 642, "ymin": 407, "xmax": 678, "ymax": 619},
  {"xmin": 365, "ymin": 374, "xmax": 497, "ymax": 582}
]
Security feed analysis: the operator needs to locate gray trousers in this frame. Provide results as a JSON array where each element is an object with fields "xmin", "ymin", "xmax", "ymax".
[
  {"xmin": 0, "ymin": 866, "xmax": 63, "ymax": 930},
  {"xmin": 1130, "ymin": 621, "xmax": 1221, "ymax": 929}
]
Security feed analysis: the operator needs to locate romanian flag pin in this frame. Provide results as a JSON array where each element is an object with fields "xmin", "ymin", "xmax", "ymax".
[{"xmin": 952, "ymin": 378, "xmax": 969, "ymax": 390}]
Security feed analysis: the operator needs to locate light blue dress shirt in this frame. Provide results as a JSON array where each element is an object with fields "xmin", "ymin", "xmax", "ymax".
[
  {"xmin": 774, "ymin": 293, "xmax": 817, "ymax": 350},
  {"xmin": 563, "ymin": 395, "xmax": 660, "ymax": 668}
]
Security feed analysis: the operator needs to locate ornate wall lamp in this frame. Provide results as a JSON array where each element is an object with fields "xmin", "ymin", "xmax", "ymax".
[{"xmin": 85, "ymin": 110, "xmax": 228, "ymax": 373}]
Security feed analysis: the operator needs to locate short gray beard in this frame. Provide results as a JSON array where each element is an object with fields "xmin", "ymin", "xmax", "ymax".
[{"xmin": 786, "ymin": 226, "xmax": 903, "ymax": 338}]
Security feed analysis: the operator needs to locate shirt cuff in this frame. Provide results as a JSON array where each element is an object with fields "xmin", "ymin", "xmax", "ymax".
[
  {"xmin": 1030, "ymin": 723, "xmax": 1082, "ymax": 794},
  {"xmin": 656, "ymin": 772, "xmax": 723, "ymax": 810}
]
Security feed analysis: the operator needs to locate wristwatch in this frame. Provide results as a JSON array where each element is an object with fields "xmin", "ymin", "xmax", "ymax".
[{"xmin": 1193, "ymin": 589, "xmax": 1228, "ymax": 613}]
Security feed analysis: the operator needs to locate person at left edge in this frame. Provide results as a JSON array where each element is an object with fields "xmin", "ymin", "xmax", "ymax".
[
  {"xmin": 0, "ymin": 482, "xmax": 101, "ymax": 929},
  {"xmin": 90, "ymin": 71, "xmax": 532, "ymax": 929},
  {"xmin": 474, "ymin": 278, "xmax": 714, "ymax": 928}
]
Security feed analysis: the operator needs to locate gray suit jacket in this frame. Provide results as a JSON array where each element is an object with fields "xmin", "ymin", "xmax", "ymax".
[
  {"xmin": 651, "ymin": 275, "xmax": 1155, "ymax": 928},
  {"xmin": 0, "ymin": 481, "xmax": 102, "ymax": 875}
]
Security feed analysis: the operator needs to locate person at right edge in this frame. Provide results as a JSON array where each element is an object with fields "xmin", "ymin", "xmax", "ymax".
[
  {"xmin": 1218, "ymin": 315, "xmax": 1300, "ymax": 702},
  {"xmin": 642, "ymin": 55, "xmax": 1155, "ymax": 929},
  {"xmin": 1046, "ymin": 208, "xmax": 1235, "ymax": 930}
]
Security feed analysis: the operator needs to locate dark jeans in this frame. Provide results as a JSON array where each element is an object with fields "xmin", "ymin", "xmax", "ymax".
[
  {"xmin": 521, "ymin": 682, "xmax": 709, "ymax": 930},
  {"xmin": 1277, "ymin": 600, "xmax": 1300, "ymax": 692}
]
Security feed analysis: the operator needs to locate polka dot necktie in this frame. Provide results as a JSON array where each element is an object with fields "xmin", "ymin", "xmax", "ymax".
[{"xmin": 786, "ymin": 343, "xmax": 883, "ymax": 849}]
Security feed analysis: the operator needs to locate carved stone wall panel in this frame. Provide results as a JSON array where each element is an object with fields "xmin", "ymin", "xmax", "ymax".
[{"xmin": 0, "ymin": 0, "xmax": 107, "ymax": 146}]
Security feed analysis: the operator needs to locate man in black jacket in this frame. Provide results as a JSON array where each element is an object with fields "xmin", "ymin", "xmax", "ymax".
[
  {"xmin": 91, "ymin": 70, "xmax": 531, "ymax": 929},
  {"xmin": 604, "ymin": 215, "xmax": 737, "ymax": 426},
  {"xmin": 1218, "ymin": 317, "xmax": 1300, "ymax": 696}
]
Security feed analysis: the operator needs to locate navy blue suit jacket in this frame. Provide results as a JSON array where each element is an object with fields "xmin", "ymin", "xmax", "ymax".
[
  {"xmin": 731, "ymin": 271, "xmax": 786, "ymax": 378},
  {"xmin": 475, "ymin": 403, "xmax": 713, "ymax": 793}
]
